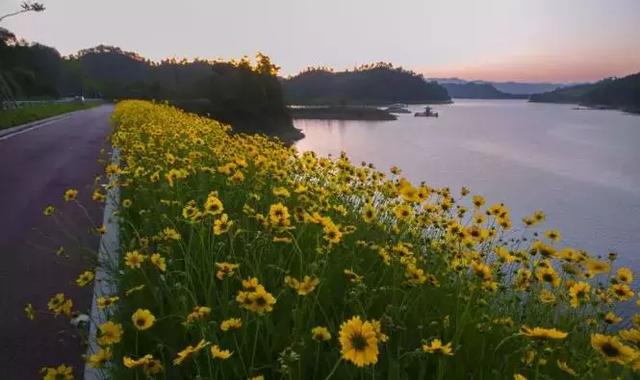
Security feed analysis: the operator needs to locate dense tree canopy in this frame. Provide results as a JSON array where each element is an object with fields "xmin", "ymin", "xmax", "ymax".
[
  {"xmin": 282, "ymin": 63, "xmax": 451, "ymax": 105},
  {"xmin": 0, "ymin": 31, "xmax": 295, "ymax": 135},
  {"xmin": 530, "ymin": 73, "xmax": 640, "ymax": 111}
]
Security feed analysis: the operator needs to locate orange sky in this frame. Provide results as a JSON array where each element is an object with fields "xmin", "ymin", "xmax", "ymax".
[{"xmin": 421, "ymin": 54, "xmax": 640, "ymax": 82}]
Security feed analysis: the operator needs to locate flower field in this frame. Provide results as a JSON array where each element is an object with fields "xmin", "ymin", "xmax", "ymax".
[{"xmin": 38, "ymin": 100, "xmax": 640, "ymax": 379}]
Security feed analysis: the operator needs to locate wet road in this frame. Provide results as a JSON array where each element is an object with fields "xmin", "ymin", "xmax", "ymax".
[{"xmin": 0, "ymin": 105, "xmax": 114, "ymax": 379}]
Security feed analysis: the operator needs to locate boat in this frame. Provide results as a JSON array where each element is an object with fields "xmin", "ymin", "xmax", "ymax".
[
  {"xmin": 384, "ymin": 103, "xmax": 411, "ymax": 114},
  {"xmin": 414, "ymin": 106, "xmax": 438, "ymax": 117}
]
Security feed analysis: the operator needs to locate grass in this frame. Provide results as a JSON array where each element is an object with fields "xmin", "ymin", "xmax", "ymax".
[
  {"xmin": 0, "ymin": 100, "xmax": 102, "ymax": 130},
  {"xmin": 35, "ymin": 100, "xmax": 640, "ymax": 379}
]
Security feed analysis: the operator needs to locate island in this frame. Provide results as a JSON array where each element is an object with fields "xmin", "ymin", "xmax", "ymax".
[
  {"xmin": 529, "ymin": 72, "xmax": 640, "ymax": 113},
  {"xmin": 288, "ymin": 106, "xmax": 397, "ymax": 120},
  {"xmin": 282, "ymin": 63, "xmax": 451, "ymax": 106}
]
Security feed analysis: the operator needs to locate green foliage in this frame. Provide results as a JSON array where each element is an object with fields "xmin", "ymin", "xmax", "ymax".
[
  {"xmin": 530, "ymin": 73, "xmax": 640, "ymax": 111},
  {"xmin": 282, "ymin": 63, "xmax": 451, "ymax": 105},
  {"xmin": 0, "ymin": 101, "xmax": 101, "ymax": 130}
]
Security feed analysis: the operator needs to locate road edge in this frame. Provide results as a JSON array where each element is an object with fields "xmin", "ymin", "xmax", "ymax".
[{"xmin": 84, "ymin": 148, "xmax": 121, "ymax": 380}]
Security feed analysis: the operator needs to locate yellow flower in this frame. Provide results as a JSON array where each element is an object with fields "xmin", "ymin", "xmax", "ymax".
[
  {"xmin": 43, "ymin": 205, "xmax": 55, "ymax": 216},
  {"xmin": 519, "ymin": 325, "xmax": 568, "ymax": 340},
  {"xmin": 150, "ymin": 253, "xmax": 167, "ymax": 272},
  {"xmin": 311, "ymin": 326, "xmax": 332, "ymax": 342},
  {"xmin": 92, "ymin": 189, "xmax": 106, "ymax": 203},
  {"xmin": 610, "ymin": 283, "xmax": 634, "ymax": 301},
  {"xmin": 215, "ymin": 262, "xmax": 239, "ymax": 280},
  {"xmin": 323, "ymin": 223, "xmax": 343, "ymax": 244},
  {"xmin": 604, "ymin": 311, "xmax": 622, "ymax": 325},
  {"xmin": 63, "ymin": 189, "xmax": 78, "ymax": 201},
  {"xmin": 586, "ymin": 259, "xmax": 610, "ymax": 277},
  {"xmin": 182, "ymin": 204, "xmax": 202, "ymax": 221},
  {"xmin": 362, "ymin": 204, "xmax": 377, "ymax": 223},
  {"xmin": 24, "ymin": 303, "xmax": 35, "ymax": 320},
  {"xmin": 339, "ymin": 316, "xmax": 379, "ymax": 367},
  {"xmin": 284, "ymin": 275, "xmax": 319, "ymax": 295},
  {"xmin": 97, "ymin": 321, "xmax": 123, "ymax": 346},
  {"xmin": 393, "ymin": 204, "xmax": 414, "ymax": 221},
  {"xmin": 272, "ymin": 186, "xmax": 290, "ymax": 198},
  {"xmin": 513, "ymin": 374, "xmax": 527, "ymax": 380},
  {"xmin": 343, "ymin": 268, "xmax": 363, "ymax": 284},
  {"xmin": 556, "ymin": 360, "xmax": 577, "ymax": 376},
  {"xmin": 220, "ymin": 318, "xmax": 243, "ymax": 331},
  {"xmin": 162, "ymin": 227, "xmax": 181, "ymax": 240},
  {"xmin": 247, "ymin": 287, "xmax": 277, "ymax": 314},
  {"xmin": 616, "ymin": 267, "xmax": 634, "ymax": 284},
  {"xmin": 122, "ymin": 199, "xmax": 133, "ymax": 208},
  {"xmin": 535, "ymin": 266, "xmax": 560, "ymax": 288},
  {"xmin": 143, "ymin": 359, "xmax": 164, "ymax": 375},
  {"xmin": 131, "ymin": 309, "xmax": 155, "ymax": 331},
  {"xmin": 97, "ymin": 296, "xmax": 119, "ymax": 309},
  {"xmin": 591, "ymin": 333, "xmax": 638, "ymax": 364},
  {"xmin": 544, "ymin": 229, "xmax": 561, "ymax": 242},
  {"xmin": 210, "ymin": 344, "xmax": 233, "ymax": 360},
  {"xmin": 87, "ymin": 347, "xmax": 112, "ymax": 368},
  {"xmin": 539, "ymin": 289, "xmax": 556, "ymax": 304},
  {"xmin": 422, "ymin": 338, "xmax": 454, "ymax": 356},
  {"xmin": 173, "ymin": 339, "xmax": 210, "ymax": 365},
  {"xmin": 398, "ymin": 181, "xmax": 420, "ymax": 203},
  {"xmin": 213, "ymin": 213, "xmax": 233, "ymax": 235},
  {"xmin": 471, "ymin": 261, "xmax": 493, "ymax": 282},
  {"xmin": 75, "ymin": 270, "xmax": 94, "ymax": 287},
  {"xmin": 568, "ymin": 281, "xmax": 590, "ymax": 308},
  {"xmin": 619, "ymin": 328, "xmax": 640, "ymax": 345},
  {"xmin": 268, "ymin": 202, "xmax": 291, "ymax": 227},
  {"xmin": 123, "ymin": 354, "xmax": 153, "ymax": 368},
  {"xmin": 472, "ymin": 195, "xmax": 485, "ymax": 208},
  {"xmin": 185, "ymin": 306, "xmax": 211, "ymax": 324},
  {"xmin": 41, "ymin": 364, "xmax": 74, "ymax": 380},
  {"xmin": 47, "ymin": 293, "xmax": 73, "ymax": 317},
  {"xmin": 124, "ymin": 250, "xmax": 146, "ymax": 269}
]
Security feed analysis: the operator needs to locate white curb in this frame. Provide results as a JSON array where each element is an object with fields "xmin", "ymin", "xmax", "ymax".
[{"xmin": 84, "ymin": 148, "xmax": 121, "ymax": 380}]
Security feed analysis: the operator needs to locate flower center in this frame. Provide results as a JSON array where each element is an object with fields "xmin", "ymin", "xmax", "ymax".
[
  {"xmin": 351, "ymin": 333, "xmax": 368, "ymax": 351},
  {"xmin": 601, "ymin": 343, "xmax": 620, "ymax": 357}
]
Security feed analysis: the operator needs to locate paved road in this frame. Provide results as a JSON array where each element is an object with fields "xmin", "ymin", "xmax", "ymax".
[{"xmin": 0, "ymin": 105, "xmax": 114, "ymax": 379}]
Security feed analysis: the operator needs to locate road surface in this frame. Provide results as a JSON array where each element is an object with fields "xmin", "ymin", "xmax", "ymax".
[{"xmin": 0, "ymin": 105, "xmax": 114, "ymax": 379}]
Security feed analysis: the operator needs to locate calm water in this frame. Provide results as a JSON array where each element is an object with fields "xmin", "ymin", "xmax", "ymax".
[{"xmin": 294, "ymin": 100, "xmax": 640, "ymax": 268}]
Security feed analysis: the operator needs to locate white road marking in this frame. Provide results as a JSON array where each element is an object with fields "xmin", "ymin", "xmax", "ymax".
[{"xmin": 0, "ymin": 115, "xmax": 72, "ymax": 141}]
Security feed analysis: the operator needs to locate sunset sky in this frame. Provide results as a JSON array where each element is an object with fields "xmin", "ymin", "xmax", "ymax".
[{"xmin": 1, "ymin": 0, "xmax": 639, "ymax": 82}]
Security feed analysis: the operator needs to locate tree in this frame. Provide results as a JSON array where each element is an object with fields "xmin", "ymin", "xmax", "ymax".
[{"xmin": 0, "ymin": 2, "xmax": 46, "ymax": 23}]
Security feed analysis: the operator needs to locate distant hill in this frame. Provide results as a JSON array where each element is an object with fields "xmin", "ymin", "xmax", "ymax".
[
  {"xmin": 441, "ymin": 82, "xmax": 528, "ymax": 99},
  {"xmin": 283, "ymin": 63, "xmax": 451, "ymax": 105},
  {"xmin": 490, "ymin": 81, "xmax": 565, "ymax": 95},
  {"xmin": 529, "ymin": 72, "xmax": 640, "ymax": 112},
  {"xmin": 430, "ymin": 78, "xmax": 564, "ymax": 95}
]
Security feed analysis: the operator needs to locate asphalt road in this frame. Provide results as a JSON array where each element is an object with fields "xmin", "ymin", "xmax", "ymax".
[{"xmin": 0, "ymin": 105, "xmax": 114, "ymax": 379}]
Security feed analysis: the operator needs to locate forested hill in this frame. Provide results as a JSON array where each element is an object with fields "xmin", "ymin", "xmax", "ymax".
[
  {"xmin": 0, "ymin": 29, "xmax": 298, "ymax": 137},
  {"xmin": 441, "ymin": 82, "xmax": 528, "ymax": 99},
  {"xmin": 529, "ymin": 72, "xmax": 640, "ymax": 112},
  {"xmin": 282, "ymin": 64, "xmax": 451, "ymax": 105}
]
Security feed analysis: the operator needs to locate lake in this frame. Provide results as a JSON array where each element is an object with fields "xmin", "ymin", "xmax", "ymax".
[{"xmin": 294, "ymin": 99, "xmax": 640, "ymax": 269}]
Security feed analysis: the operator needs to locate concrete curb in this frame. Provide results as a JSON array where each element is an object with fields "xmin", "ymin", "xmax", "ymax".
[
  {"xmin": 84, "ymin": 148, "xmax": 121, "ymax": 380},
  {"xmin": 0, "ymin": 105, "xmax": 104, "ymax": 140}
]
